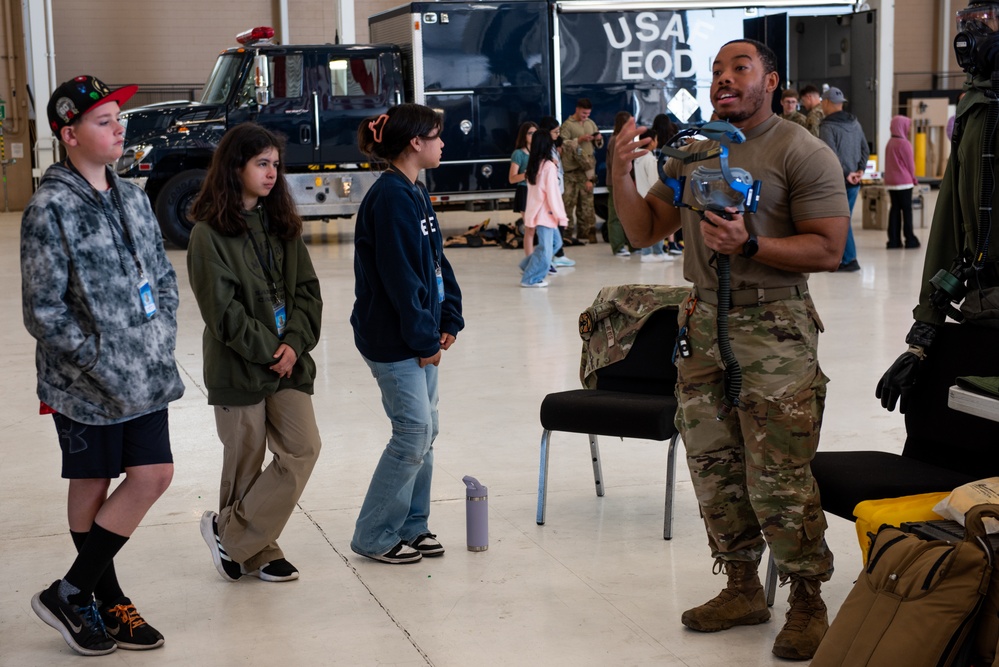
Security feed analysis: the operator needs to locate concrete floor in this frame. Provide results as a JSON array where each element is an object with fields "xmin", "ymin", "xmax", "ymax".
[{"xmin": 1, "ymin": 196, "xmax": 932, "ymax": 666}]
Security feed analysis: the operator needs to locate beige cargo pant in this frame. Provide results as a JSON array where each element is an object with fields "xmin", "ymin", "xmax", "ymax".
[{"xmin": 214, "ymin": 388, "xmax": 322, "ymax": 572}]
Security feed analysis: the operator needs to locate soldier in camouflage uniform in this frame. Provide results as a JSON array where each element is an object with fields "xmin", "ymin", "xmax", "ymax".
[
  {"xmin": 610, "ymin": 40, "xmax": 850, "ymax": 661},
  {"xmin": 560, "ymin": 98, "xmax": 603, "ymax": 243},
  {"xmin": 799, "ymin": 85, "xmax": 824, "ymax": 137}
]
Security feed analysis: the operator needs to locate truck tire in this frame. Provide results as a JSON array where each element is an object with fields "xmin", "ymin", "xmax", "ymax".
[{"xmin": 155, "ymin": 169, "xmax": 206, "ymax": 248}]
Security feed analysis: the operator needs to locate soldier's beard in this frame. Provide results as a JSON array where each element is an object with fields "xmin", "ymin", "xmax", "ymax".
[{"xmin": 715, "ymin": 80, "xmax": 768, "ymax": 124}]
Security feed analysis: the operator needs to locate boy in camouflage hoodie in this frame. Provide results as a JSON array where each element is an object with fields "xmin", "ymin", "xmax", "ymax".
[{"xmin": 22, "ymin": 76, "xmax": 184, "ymax": 656}]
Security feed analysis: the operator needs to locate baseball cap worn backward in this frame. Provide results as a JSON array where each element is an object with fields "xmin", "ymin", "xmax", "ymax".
[
  {"xmin": 47, "ymin": 75, "xmax": 138, "ymax": 133},
  {"xmin": 822, "ymin": 86, "xmax": 847, "ymax": 104}
]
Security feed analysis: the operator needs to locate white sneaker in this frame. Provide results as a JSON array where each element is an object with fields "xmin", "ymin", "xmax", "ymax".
[
  {"xmin": 615, "ymin": 248, "xmax": 631, "ymax": 257},
  {"xmin": 640, "ymin": 253, "xmax": 656, "ymax": 263},
  {"xmin": 520, "ymin": 280, "xmax": 549, "ymax": 288}
]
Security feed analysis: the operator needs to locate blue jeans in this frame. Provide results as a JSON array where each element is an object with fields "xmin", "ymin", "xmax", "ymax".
[
  {"xmin": 842, "ymin": 184, "xmax": 860, "ymax": 265},
  {"xmin": 351, "ymin": 356, "xmax": 439, "ymax": 557},
  {"xmin": 641, "ymin": 242, "xmax": 665, "ymax": 257},
  {"xmin": 521, "ymin": 226, "xmax": 561, "ymax": 285}
]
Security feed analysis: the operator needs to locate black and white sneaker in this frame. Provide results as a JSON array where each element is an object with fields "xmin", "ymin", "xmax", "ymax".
[
  {"xmin": 243, "ymin": 558, "xmax": 300, "ymax": 582},
  {"xmin": 407, "ymin": 533, "xmax": 445, "ymax": 557},
  {"xmin": 31, "ymin": 580, "xmax": 117, "ymax": 656},
  {"xmin": 200, "ymin": 510, "xmax": 242, "ymax": 581},
  {"xmin": 99, "ymin": 597, "xmax": 164, "ymax": 650},
  {"xmin": 363, "ymin": 542, "xmax": 423, "ymax": 564}
]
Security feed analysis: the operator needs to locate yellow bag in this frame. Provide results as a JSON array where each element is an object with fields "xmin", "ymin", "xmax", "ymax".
[{"xmin": 853, "ymin": 492, "xmax": 949, "ymax": 564}]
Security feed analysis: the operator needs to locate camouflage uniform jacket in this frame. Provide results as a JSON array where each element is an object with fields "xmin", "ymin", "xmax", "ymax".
[
  {"xmin": 578, "ymin": 284, "xmax": 690, "ymax": 388},
  {"xmin": 782, "ymin": 111, "xmax": 808, "ymax": 129},
  {"xmin": 560, "ymin": 115, "xmax": 604, "ymax": 174},
  {"xmin": 21, "ymin": 164, "xmax": 185, "ymax": 425},
  {"xmin": 805, "ymin": 106, "xmax": 824, "ymax": 137}
]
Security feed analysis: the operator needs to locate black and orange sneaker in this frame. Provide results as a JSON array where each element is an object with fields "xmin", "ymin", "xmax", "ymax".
[{"xmin": 99, "ymin": 597, "xmax": 164, "ymax": 650}]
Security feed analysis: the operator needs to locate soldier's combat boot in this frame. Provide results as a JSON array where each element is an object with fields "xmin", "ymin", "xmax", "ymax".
[
  {"xmin": 772, "ymin": 577, "xmax": 828, "ymax": 660},
  {"xmin": 681, "ymin": 560, "xmax": 771, "ymax": 632}
]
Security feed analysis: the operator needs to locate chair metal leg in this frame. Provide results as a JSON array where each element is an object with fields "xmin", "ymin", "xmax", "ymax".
[
  {"xmin": 663, "ymin": 432, "xmax": 680, "ymax": 540},
  {"xmin": 536, "ymin": 429, "xmax": 552, "ymax": 525},
  {"xmin": 764, "ymin": 550, "xmax": 778, "ymax": 607},
  {"xmin": 588, "ymin": 434, "xmax": 604, "ymax": 497}
]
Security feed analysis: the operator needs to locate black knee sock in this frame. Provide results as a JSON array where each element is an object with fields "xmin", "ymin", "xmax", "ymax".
[
  {"xmin": 64, "ymin": 523, "xmax": 128, "ymax": 606},
  {"xmin": 70, "ymin": 529, "xmax": 124, "ymax": 604}
]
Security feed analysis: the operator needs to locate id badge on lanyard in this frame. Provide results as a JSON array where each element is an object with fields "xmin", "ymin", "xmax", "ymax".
[
  {"xmin": 273, "ymin": 300, "xmax": 287, "ymax": 339},
  {"xmin": 435, "ymin": 264, "xmax": 444, "ymax": 303},
  {"xmin": 137, "ymin": 278, "xmax": 157, "ymax": 318}
]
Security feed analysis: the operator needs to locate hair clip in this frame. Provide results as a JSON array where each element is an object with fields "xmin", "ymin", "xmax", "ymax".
[{"xmin": 368, "ymin": 114, "xmax": 390, "ymax": 144}]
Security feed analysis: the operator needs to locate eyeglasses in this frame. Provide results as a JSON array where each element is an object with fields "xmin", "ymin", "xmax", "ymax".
[
  {"xmin": 421, "ymin": 132, "xmax": 442, "ymax": 141},
  {"xmin": 526, "ymin": 130, "xmax": 537, "ymax": 136}
]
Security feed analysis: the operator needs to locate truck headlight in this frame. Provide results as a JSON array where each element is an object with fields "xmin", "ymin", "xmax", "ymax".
[{"xmin": 117, "ymin": 144, "xmax": 153, "ymax": 174}]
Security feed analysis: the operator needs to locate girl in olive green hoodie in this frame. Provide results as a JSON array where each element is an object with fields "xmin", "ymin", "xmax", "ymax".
[{"xmin": 187, "ymin": 123, "xmax": 323, "ymax": 584}]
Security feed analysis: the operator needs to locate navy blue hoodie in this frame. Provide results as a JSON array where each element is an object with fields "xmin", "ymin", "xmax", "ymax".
[{"xmin": 351, "ymin": 170, "xmax": 463, "ymax": 362}]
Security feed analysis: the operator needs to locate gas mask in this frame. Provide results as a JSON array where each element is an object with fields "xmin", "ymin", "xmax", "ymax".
[
  {"xmin": 955, "ymin": 1, "xmax": 999, "ymax": 76},
  {"xmin": 689, "ymin": 166, "xmax": 755, "ymax": 212},
  {"xmin": 657, "ymin": 121, "xmax": 761, "ymax": 215}
]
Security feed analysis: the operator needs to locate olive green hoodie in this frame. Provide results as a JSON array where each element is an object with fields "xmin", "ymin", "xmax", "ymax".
[
  {"xmin": 187, "ymin": 207, "xmax": 322, "ymax": 405},
  {"xmin": 914, "ymin": 76, "xmax": 999, "ymax": 326}
]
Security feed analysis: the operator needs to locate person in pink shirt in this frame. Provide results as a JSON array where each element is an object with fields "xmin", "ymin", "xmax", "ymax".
[
  {"xmin": 883, "ymin": 115, "xmax": 921, "ymax": 249},
  {"xmin": 520, "ymin": 116, "xmax": 568, "ymax": 288}
]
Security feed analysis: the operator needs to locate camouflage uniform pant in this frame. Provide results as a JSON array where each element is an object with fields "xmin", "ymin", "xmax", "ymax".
[
  {"xmin": 675, "ymin": 292, "xmax": 834, "ymax": 582},
  {"xmin": 562, "ymin": 169, "xmax": 595, "ymax": 239}
]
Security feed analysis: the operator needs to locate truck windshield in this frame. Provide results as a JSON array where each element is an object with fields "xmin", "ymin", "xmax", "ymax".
[{"xmin": 200, "ymin": 54, "xmax": 245, "ymax": 105}]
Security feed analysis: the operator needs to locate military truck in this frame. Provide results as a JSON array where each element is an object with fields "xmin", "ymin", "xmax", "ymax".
[{"xmin": 117, "ymin": 27, "xmax": 405, "ymax": 247}]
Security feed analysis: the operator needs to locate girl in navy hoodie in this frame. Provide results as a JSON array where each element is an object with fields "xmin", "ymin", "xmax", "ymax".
[{"xmin": 350, "ymin": 104, "xmax": 464, "ymax": 564}]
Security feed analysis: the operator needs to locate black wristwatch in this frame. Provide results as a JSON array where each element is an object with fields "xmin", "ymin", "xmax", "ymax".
[{"xmin": 741, "ymin": 234, "xmax": 759, "ymax": 259}]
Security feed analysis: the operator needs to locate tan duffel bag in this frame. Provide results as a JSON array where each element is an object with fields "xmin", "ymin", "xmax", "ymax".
[{"xmin": 812, "ymin": 504, "xmax": 999, "ymax": 667}]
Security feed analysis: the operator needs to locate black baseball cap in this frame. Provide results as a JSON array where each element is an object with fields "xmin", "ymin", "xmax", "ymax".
[{"xmin": 47, "ymin": 75, "xmax": 138, "ymax": 133}]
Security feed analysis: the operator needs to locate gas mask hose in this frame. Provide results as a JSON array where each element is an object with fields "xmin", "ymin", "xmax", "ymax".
[{"xmin": 712, "ymin": 249, "xmax": 742, "ymax": 420}]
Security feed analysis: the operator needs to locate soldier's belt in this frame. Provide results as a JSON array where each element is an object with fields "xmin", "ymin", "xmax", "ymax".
[{"xmin": 695, "ymin": 284, "xmax": 806, "ymax": 306}]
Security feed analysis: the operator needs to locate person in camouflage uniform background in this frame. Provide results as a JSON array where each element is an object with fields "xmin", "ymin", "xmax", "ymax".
[
  {"xmin": 799, "ymin": 85, "xmax": 824, "ymax": 137},
  {"xmin": 560, "ymin": 98, "xmax": 603, "ymax": 244},
  {"xmin": 610, "ymin": 38, "xmax": 850, "ymax": 661}
]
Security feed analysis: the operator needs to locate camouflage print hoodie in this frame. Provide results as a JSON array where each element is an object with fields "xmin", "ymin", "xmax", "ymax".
[{"xmin": 21, "ymin": 164, "xmax": 185, "ymax": 425}]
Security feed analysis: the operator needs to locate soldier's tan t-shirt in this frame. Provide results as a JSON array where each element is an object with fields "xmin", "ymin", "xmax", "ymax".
[{"xmin": 648, "ymin": 114, "xmax": 849, "ymax": 291}]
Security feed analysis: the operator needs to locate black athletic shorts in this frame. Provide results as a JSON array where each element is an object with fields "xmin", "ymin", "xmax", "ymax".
[{"xmin": 54, "ymin": 409, "xmax": 173, "ymax": 479}]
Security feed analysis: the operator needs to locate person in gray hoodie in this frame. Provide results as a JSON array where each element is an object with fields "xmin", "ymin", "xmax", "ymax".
[
  {"xmin": 819, "ymin": 86, "xmax": 869, "ymax": 272},
  {"xmin": 22, "ymin": 76, "xmax": 184, "ymax": 657}
]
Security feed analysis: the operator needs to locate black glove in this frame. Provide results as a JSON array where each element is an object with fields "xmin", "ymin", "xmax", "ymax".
[
  {"xmin": 875, "ymin": 321, "xmax": 939, "ymax": 413},
  {"xmin": 876, "ymin": 350, "xmax": 922, "ymax": 413}
]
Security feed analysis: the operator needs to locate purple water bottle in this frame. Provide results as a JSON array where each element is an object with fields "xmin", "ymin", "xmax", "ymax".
[{"xmin": 463, "ymin": 475, "xmax": 488, "ymax": 551}]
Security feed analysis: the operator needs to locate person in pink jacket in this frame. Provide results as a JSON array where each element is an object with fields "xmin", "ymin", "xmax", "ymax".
[
  {"xmin": 520, "ymin": 116, "xmax": 569, "ymax": 288},
  {"xmin": 884, "ymin": 115, "xmax": 921, "ymax": 249}
]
